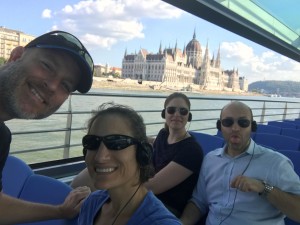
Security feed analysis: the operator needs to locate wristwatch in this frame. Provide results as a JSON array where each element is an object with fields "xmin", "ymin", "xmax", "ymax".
[{"xmin": 259, "ymin": 181, "xmax": 274, "ymax": 197}]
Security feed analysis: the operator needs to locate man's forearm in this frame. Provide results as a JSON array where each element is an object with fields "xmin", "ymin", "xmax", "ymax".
[
  {"xmin": 267, "ymin": 187, "xmax": 300, "ymax": 222},
  {"xmin": 0, "ymin": 193, "xmax": 60, "ymax": 225},
  {"xmin": 180, "ymin": 201, "xmax": 202, "ymax": 225}
]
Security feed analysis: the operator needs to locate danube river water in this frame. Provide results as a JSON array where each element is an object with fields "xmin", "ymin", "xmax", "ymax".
[{"xmin": 6, "ymin": 88, "xmax": 300, "ymax": 163}]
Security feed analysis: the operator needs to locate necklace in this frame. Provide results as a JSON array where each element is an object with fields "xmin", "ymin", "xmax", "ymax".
[
  {"xmin": 111, "ymin": 183, "xmax": 141, "ymax": 225},
  {"xmin": 170, "ymin": 130, "xmax": 188, "ymax": 143},
  {"xmin": 179, "ymin": 131, "xmax": 188, "ymax": 141}
]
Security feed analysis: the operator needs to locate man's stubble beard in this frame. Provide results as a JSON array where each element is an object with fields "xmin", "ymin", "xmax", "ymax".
[{"xmin": 0, "ymin": 62, "xmax": 58, "ymax": 120}]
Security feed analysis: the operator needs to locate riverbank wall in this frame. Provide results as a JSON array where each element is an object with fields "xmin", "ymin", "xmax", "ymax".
[{"xmin": 92, "ymin": 77, "xmax": 261, "ymax": 96}]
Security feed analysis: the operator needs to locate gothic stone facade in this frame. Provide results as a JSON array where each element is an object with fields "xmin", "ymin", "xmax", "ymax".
[{"xmin": 122, "ymin": 32, "xmax": 248, "ymax": 92}]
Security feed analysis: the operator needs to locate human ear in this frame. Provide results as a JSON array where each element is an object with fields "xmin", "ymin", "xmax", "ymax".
[{"xmin": 7, "ymin": 46, "xmax": 24, "ymax": 62}]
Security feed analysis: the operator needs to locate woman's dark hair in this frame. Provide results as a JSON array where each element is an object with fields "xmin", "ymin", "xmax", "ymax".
[
  {"xmin": 86, "ymin": 102, "xmax": 154, "ymax": 183},
  {"xmin": 163, "ymin": 92, "xmax": 191, "ymax": 130},
  {"xmin": 164, "ymin": 92, "xmax": 191, "ymax": 110}
]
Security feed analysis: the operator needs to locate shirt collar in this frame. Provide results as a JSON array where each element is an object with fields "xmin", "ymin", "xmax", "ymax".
[{"xmin": 213, "ymin": 138, "xmax": 257, "ymax": 157}]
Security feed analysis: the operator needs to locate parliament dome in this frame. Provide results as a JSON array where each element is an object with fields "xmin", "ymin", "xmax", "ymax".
[{"xmin": 186, "ymin": 32, "xmax": 201, "ymax": 52}]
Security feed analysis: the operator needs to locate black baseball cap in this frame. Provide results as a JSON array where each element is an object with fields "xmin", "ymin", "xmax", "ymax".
[{"xmin": 25, "ymin": 30, "xmax": 94, "ymax": 93}]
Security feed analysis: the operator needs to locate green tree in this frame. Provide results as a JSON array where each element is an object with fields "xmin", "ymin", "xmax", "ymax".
[
  {"xmin": 0, "ymin": 57, "xmax": 6, "ymax": 66},
  {"xmin": 249, "ymin": 80, "xmax": 300, "ymax": 97}
]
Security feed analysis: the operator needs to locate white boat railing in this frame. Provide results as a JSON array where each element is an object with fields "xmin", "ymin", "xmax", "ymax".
[{"xmin": 7, "ymin": 92, "xmax": 300, "ymax": 167}]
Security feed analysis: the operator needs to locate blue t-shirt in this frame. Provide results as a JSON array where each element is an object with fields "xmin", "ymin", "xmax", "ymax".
[
  {"xmin": 78, "ymin": 190, "xmax": 182, "ymax": 225},
  {"xmin": 0, "ymin": 122, "xmax": 11, "ymax": 191},
  {"xmin": 191, "ymin": 139, "xmax": 300, "ymax": 225}
]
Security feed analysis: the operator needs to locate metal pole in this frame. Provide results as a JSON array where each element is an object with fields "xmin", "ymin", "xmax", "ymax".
[{"xmin": 63, "ymin": 95, "xmax": 73, "ymax": 158}]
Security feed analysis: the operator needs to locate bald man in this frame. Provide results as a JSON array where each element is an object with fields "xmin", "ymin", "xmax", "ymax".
[{"xmin": 181, "ymin": 101, "xmax": 300, "ymax": 225}]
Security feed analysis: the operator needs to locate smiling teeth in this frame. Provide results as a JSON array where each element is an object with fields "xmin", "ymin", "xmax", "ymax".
[
  {"xmin": 31, "ymin": 88, "xmax": 44, "ymax": 102},
  {"xmin": 96, "ymin": 168, "xmax": 115, "ymax": 173}
]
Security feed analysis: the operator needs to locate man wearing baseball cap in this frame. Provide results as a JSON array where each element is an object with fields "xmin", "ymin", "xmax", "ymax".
[{"xmin": 0, "ymin": 30, "xmax": 93, "ymax": 224}]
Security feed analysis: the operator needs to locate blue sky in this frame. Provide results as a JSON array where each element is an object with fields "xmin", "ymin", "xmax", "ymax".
[{"xmin": 1, "ymin": 0, "xmax": 300, "ymax": 84}]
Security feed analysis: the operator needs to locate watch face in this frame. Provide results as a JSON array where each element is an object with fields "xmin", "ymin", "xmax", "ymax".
[
  {"xmin": 260, "ymin": 181, "xmax": 273, "ymax": 196},
  {"xmin": 265, "ymin": 184, "xmax": 274, "ymax": 192}
]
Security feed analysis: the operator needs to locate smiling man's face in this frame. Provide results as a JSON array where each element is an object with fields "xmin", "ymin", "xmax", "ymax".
[{"xmin": 1, "ymin": 48, "xmax": 80, "ymax": 120}]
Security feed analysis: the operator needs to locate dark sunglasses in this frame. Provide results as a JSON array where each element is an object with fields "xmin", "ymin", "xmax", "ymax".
[
  {"xmin": 28, "ymin": 31, "xmax": 94, "ymax": 75},
  {"xmin": 82, "ymin": 134, "xmax": 139, "ymax": 151},
  {"xmin": 221, "ymin": 118, "xmax": 251, "ymax": 128},
  {"xmin": 166, "ymin": 107, "xmax": 189, "ymax": 116}
]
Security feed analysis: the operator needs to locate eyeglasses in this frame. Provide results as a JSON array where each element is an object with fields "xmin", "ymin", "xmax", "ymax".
[
  {"xmin": 27, "ymin": 31, "xmax": 94, "ymax": 75},
  {"xmin": 82, "ymin": 134, "xmax": 139, "ymax": 151},
  {"xmin": 221, "ymin": 118, "xmax": 251, "ymax": 128},
  {"xmin": 166, "ymin": 107, "xmax": 189, "ymax": 116}
]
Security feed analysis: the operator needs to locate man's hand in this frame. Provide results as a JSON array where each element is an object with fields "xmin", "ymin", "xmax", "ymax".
[
  {"xmin": 231, "ymin": 175, "xmax": 264, "ymax": 193},
  {"xmin": 58, "ymin": 186, "xmax": 91, "ymax": 219}
]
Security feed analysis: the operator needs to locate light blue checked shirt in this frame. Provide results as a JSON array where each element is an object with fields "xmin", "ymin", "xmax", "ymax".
[{"xmin": 191, "ymin": 139, "xmax": 300, "ymax": 225}]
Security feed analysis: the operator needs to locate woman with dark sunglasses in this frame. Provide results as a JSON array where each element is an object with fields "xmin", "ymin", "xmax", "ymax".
[
  {"xmin": 144, "ymin": 92, "xmax": 204, "ymax": 218},
  {"xmin": 78, "ymin": 102, "xmax": 181, "ymax": 225},
  {"xmin": 71, "ymin": 93, "xmax": 204, "ymax": 219}
]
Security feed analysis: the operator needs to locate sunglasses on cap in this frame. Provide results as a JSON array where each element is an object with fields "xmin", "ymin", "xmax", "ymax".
[
  {"xmin": 26, "ymin": 31, "xmax": 94, "ymax": 91},
  {"xmin": 58, "ymin": 31, "xmax": 94, "ymax": 74},
  {"xmin": 221, "ymin": 118, "xmax": 251, "ymax": 128},
  {"xmin": 82, "ymin": 134, "xmax": 139, "ymax": 151},
  {"xmin": 166, "ymin": 107, "xmax": 189, "ymax": 116}
]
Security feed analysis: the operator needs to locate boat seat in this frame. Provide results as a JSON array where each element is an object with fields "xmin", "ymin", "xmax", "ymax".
[
  {"xmin": 253, "ymin": 133, "xmax": 300, "ymax": 151},
  {"xmin": 17, "ymin": 174, "xmax": 78, "ymax": 225},
  {"xmin": 281, "ymin": 128, "xmax": 300, "ymax": 140},
  {"xmin": 2, "ymin": 155, "xmax": 78, "ymax": 225},
  {"xmin": 190, "ymin": 131, "xmax": 224, "ymax": 155},
  {"xmin": 268, "ymin": 121, "xmax": 297, "ymax": 129},
  {"xmin": 283, "ymin": 120, "xmax": 300, "ymax": 129},
  {"xmin": 285, "ymin": 218, "xmax": 300, "ymax": 225},
  {"xmin": 2, "ymin": 155, "xmax": 34, "ymax": 198},
  {"xmin": 216, "ymin": 130, "xmax": 223, "ymax": 138},
  {"xmin": 256, "ymin": 124, "xmax": 282, "ymax": 134}
]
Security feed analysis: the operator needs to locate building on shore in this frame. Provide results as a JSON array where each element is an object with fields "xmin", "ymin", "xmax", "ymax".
[
  {"xmin": 0, "ymin": 27, "xmax": 35, "ymax": 59},
  {"xmin": 94, "ymin": 63, "xmax": 122, "ymax": 77},
  {"xmin": 122, "ymin": 31, "xmax": 248, "ymax": 92}
]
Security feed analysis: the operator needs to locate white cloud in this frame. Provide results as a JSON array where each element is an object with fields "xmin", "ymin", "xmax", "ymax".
[
  {"xmin": 40, "ymin": 0, "xmax": 299, "ymax": 83},
  {"xmin": 123, "ymin": 0, "xmax": 182, "ymax": 19},
  {"xmin": 44, "ymin": 0, "xmax": 181, "ymax": 49},
  {"xmin": 42, "ymin": 9, "xmax": 52, "ymax": 18},
  {"xmin": 82, "ymin": 33, "xmax": 117, "ymax": 49},
  {"xmin": 62, "ymin": 5, "xmax": 73, "ymax": 14},
  {"xmin": 220, "ymin": 41, "xmax": 300, "ymax": 83},
  {"xmin": 222, "ymin": 41, "xmax": 254, "ymax": 61}
]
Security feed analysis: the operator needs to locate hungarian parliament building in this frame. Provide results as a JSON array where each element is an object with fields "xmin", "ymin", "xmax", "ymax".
[{"xmin": 122, "ymin": 31, "xmax": 248, "ymax": 92}]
